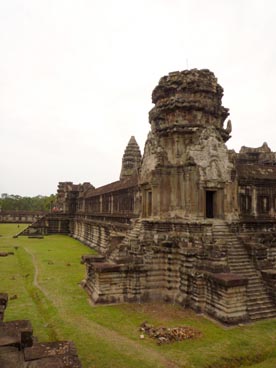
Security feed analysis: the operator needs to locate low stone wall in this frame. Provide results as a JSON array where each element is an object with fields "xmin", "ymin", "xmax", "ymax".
[
  {"xmin": 204, "ymin": 273, "xmax": 248, "ymax": 324},
  {"xmin": 18, "ymin": 214, "xmax": 70, "ymax": 236},
  {"xmin": 81, "ymin": 219, "xmax": 275, "ymax": 325},
  {"xmin": 0, "ymin": 211, "xmax": 46, "ymax": 223},
  {"xmin": 81, "ymin": 255, "xmax": 148, "ymax": 304},
  {"xmin": 82, "ymin": 221, "xmax": 240, "ymax": 317},
  {"xmin": 261, "ymin": 270, "xmax": 276, "ymax": 303}
]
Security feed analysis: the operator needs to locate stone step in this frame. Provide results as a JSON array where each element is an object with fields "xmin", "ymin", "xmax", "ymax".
[
  {"xmin": 229, "ymin": 264, "xmax": 252, "ymax": 268},
  {"xmin": 229, "ymin": 268, "xmax": 256, "ymax": 274},
  {"xmin": 228, "ymin": 265, "xmax": 254, "ymax": 269},
  {"xmin": 248, "ymin": 294, "xmax": 271, "ymax": 301},
  {"xmin": 247, "ymin": 277, "xmax": 265, "ymax": 284},
  {"xmin": 228, "ymin": 249, "xmax": 248, "ymax": 253},
  {"xmin": 247, "ymin": 301, "xmax": 273, "ymax": 309},
  {"xmin": 211, "ymin": 222, "xmax": 276, "ymax": 322},
  {"xmin": 247, "ymin": 291, "xmax": 269, "ymax": 299},
  {"xmin": 229, "ymin": 271, "xmax": 256, "ymax": 276},
  {"xmin": 228, "ymin": 249, "xmax": 249, "ymax": 252},
  {"xmin": 247, "ymin": 288, "xmax": 269, "ymax": 295},
  {"xmin": 228, "ymin": 261, "xmax": 255, "ymax": 266},
  {"xmin": 249, "ymin": 310, "xmax": 276, "ymax": 320},
  {"xmin": 247, "ymin": 296, "xmax": 273, "ymax": 303},
  {"xmin": 247, "ymin": 283, "xmax": 266, "ymax": 290},
  {"xmin": 228, "ymin": 252, "xmax": 249, "ymax": 256},
  {"xmin": 213, "ymin": 235, "xmax": 237, "ymax": 239},
  {"xmin": 247, "ymin": 289, "xmax": 268, "ymax": 296},
  {"xmin": 247, "ymin": 298, "xmax": 272, "ymax": 306}
]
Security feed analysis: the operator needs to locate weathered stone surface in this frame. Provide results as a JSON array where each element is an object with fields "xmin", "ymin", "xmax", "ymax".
[{"xmin": 0, "ymin": 320, "xmax": 33, "ymax": 348}]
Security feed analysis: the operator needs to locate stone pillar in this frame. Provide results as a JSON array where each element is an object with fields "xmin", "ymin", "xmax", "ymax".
[{"xmin": 252, "ymin": 187, "xmax": 257, "ymax": 216}]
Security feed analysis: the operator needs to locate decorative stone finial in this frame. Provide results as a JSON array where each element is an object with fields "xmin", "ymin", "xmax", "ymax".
[
  {"xmin": 120, "ymin": 136, "xmax": 141, "ymax": 180},
  {"xmin": 226, "ymin": 119, "xmax": 232, "ymax": 133}
]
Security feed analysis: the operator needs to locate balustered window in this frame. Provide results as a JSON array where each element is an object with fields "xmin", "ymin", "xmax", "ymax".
[
  {"xmin": 240, "ymin": 194, "xmax": 252, "ymax": 214},
  {"xmin": 258, "ymin": 195, "xmax": 270, "ymax": 214}
]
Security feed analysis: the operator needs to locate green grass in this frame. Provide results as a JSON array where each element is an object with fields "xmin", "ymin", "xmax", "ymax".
[{"xmin": 1, "ymin": 223, "xmax": 276, "ymax": 367}]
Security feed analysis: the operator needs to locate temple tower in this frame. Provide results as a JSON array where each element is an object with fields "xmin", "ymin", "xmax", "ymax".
[
  {"xmin": 120, "ymin": 136, "xmax": 142, "ymax": 180},
  {"xmin": 140, "ymin": 69, "xmax": 238, "ymax": 220}
]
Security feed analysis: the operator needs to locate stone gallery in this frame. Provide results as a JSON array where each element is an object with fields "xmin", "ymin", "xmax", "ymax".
[{"xmin": 21, "ymin": 69, "xmax": 276, "ymax": 324}]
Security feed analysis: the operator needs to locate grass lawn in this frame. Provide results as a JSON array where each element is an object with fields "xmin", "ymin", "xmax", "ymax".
[{"xmin": 1, "ymin": 223, "xmax": 276, "ymax": 368}]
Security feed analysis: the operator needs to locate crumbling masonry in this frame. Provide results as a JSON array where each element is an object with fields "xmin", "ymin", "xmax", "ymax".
[
  {"xmin": 0, "ymin": 293, "xmax": 82, "ymax": 367},
  {"xmin": 22, "ymin": 69, "xmax": 276, "ymax": 324}
]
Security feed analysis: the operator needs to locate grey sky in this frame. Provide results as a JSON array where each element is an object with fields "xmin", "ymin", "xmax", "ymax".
[{"xmin": 1, "ymin": 0, "xmax": 275, "ymax": 196}]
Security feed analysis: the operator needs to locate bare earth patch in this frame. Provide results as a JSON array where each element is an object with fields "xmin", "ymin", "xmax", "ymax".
[{"xmin": 123, "ymin": 302, "xmax": 199, "ymax": 324}]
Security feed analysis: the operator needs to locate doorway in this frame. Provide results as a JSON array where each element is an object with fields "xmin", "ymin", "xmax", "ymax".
[{"xmin": 206, "ymin": 191, "xmax": 215, "ymax": 218}]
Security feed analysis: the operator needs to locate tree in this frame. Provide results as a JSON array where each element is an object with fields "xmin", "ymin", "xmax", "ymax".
[{"xmin": 0, "ymin": 194, "xmax": 56, "ymax": 211}]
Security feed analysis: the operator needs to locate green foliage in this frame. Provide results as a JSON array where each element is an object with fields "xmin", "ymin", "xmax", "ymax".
[
  {"xmin": 0, "ymin": 193, "xmax": 56, "ymax": 211},
  {"xmin": 1, "ymin": 224, "xmax": 276, "ymax": 368}
]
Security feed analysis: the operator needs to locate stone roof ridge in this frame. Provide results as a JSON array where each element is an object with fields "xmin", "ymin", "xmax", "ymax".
[
  {"xmin": 85, "ymin": 175, "xmax": 138, "ymax": 198},
  {"xmin": 239, "ymin": 142, "xmax": 272, "ymax": 154}
]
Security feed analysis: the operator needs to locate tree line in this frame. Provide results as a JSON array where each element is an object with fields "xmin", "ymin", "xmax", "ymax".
[{"xmin": 0, "ymin": 194, "xmax": 56, "ymax": 212}]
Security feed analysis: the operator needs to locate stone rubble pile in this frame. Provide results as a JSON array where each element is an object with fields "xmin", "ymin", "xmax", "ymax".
[{"xmin": 139, "ymin": 322, "xmax": 201, "ymax": 345}]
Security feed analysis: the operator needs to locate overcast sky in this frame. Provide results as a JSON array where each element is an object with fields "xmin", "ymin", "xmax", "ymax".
[{"xmin": 0, "ymin": 0, "xmax": 275, "ymax": 196}]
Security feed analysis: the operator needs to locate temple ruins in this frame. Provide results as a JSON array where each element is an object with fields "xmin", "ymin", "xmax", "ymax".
[
  {"xmin": 21, "ymin": 69, "xmax": 276, "ymax": 324},
  {"xmin": 0, "ymin": 293, "xmax": 82, "ymax": 367}
]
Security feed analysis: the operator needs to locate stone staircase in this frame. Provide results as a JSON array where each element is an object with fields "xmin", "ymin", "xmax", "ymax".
[
  {"xmin": 108, "ymin": 219, "xmax": 143, "ymax": 262},
  {"xmin": 212, "ymin": 221, "xmax": 276, "ymax": 321}
]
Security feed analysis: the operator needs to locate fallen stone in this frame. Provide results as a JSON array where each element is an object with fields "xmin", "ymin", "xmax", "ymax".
[{"xmin": 0, "ymin": 252, "xmax": 14, "ymax": 257}]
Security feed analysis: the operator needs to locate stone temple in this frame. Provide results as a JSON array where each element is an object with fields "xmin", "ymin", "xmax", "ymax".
[{"xmin": 22, "ymin": 69, "xmax": 276, "ymax": 324}]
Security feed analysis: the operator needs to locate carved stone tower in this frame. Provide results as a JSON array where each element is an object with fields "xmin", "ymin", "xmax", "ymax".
[
  {"xmin": 120, "ymin": 136, "xmax": 142, "ymax": 180},
  {"xmin": 140, "ymin": 69, "xmax": 238, "ymax": 220}
]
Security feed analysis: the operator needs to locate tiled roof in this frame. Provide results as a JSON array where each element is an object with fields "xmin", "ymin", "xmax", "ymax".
[
  {"xmin": 85, "ymin": 176, "xmax": 138, "ymax": 198},
  {"xmin": 237, "ymin": 164, "xmax": 276, "ymax": 180}
]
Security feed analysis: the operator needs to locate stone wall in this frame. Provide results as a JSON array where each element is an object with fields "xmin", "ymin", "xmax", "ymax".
[
  {"xmin": 18, "ymin": 214, "xmax": 70, "ymax": 236},
  {"xmin": 71, "ymin": 216, "xmax": 131, "ymax": 253},
  {"xmin": 0, "ymin": 211, "xmax": 46, "ymax": 223},
  {"xmin": 82, "ymin": 219, "xmax": 252, "ymax": 324}
]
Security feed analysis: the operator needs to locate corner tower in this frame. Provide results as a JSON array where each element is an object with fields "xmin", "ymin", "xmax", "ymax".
[
  {"xmin": 140, "ymin": 69, "xmax": 238, "ymax": 220},
  {"xmin": 120, "ymin": 136, "xmax": 142, "ymax": 180}
]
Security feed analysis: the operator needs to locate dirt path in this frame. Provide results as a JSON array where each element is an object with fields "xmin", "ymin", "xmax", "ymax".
[
  {"xmin": 24, "ymin": 246, "xmax": 180, "ymax": 368},
  {"xmin": 24, "ymin": 247, "xmax": 43, "ymax": 292}
]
